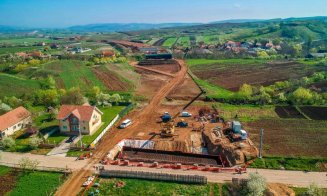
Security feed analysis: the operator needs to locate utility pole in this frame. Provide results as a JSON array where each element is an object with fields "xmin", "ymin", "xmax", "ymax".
[
  {"xmin": 259, "ymin": 128, "xmax": 264, "ymax": 158},
  {"xmin": 79, "ymin": 125, "xmax": 83, "ymax": 148}
]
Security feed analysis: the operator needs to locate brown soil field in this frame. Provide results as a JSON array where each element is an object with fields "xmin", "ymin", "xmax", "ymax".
[
  {"xmin": 167, "ymin": 73, "xmax": 203, "ymax": 100},
  {"xmin": 244, "ymin": 119, "xmax": 327, "ymax": 157},
  {"xmin": 0, "ymin": 171, "xmax": 18, "ymax": 195},
  {"xmin": 299, "ymin": 106, "xmax": 327, "ymax": 120},
  {"xmin": 135, "ymin": 69, "xmax": 171, "ymax": 100},
  {"xmin": 275, "ymin": 106, "xmax": 305, "ymax": 119},
  {"xmin": 92, "ymin": 66, "xmax": 132, "ymax": 91},
  {"xmin": 108, "ymin": 40, "xmax": 150, "ymax": 48},
  {"xmin": 145, "ymin": 64, "xmax": 180, "ymax": 74},
  {"xmin": 192, "ymin": 61, "xmax": 327, "ymax": 91}
]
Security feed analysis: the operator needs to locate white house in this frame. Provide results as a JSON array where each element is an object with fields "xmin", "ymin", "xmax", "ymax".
[{"xmin": 0, "ymin": 106, "xmax": 32, "ymax": 138}]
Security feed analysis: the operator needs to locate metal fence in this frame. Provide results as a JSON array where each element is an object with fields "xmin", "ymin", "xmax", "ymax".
[{"xmin": 99, "ymin": 170, "xmax": 207, "ymax": 184}]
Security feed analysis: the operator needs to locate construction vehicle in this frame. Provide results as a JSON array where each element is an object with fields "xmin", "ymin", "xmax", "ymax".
[
  {"xmin": 160, "ymin": 90, "xmax": 205, "ymax": 137},
  {"xmin": 177, "ymin": 119, "xmax": 188, "ymax": 128}
]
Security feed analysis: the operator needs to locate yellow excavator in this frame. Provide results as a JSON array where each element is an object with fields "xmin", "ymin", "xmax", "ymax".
[{"xmin": 160, "ymin": 90, "xmax": 205, "ymax": 137}]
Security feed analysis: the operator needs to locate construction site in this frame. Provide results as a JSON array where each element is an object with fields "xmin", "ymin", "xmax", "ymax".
[{"xmin": 95, "ymin": 45, "xmax": 259, "ymax": 172}]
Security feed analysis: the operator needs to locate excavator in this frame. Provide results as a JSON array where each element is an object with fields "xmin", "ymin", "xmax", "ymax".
[{"xmin": 160, "ymin": 90, "xmax": 205, "ymax": 137}]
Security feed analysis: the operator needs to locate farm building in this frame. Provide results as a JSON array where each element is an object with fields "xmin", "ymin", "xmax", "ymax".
[
  {"xmin": 57, "ymin": 104, "xmax": 103, "ymax": 135},
  {"xmin": 98, "ymin": 50, "xmax": 115, "ymax": 58},
  {"xmin": 0, "ymin": 106, "xmax": 32, "ymax": 138},
  {"xmin": 145, "ymin": 53, "xmax": 173, "ymax": 60}
]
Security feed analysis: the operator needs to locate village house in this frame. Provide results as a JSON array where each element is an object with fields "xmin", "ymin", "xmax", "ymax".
[
  {"xmin": 98, "ymin": 50, "xmax": 116, "ymax": 58},
  {"xmin": 57, "ymin": 105, "xmax": 103, "ymax": 136},
  {"xmin": 0, "ymin": 106, "xmax": 32, "ymax": 138}
]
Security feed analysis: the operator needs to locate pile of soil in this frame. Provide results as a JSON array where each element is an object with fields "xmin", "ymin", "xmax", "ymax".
[
  {"xmin": 266, "ymin": 183, "xmax": 295, "ymax": 196},
  {"xmin": 0, "ymin": 171, "xmax": 18, "ymax": 195}
]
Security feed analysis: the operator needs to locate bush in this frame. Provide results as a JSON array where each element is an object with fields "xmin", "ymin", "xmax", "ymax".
[
  {"xmin": 0, "ymin": 137, "xmax": 16, "ymax": 149},
  {"xmin": 28, "ymin": 137, "xmax": 43, "ymax": 149},
  {"xmin": 246, "ymin": 173, "xmax": 267, "ymax": 196}
]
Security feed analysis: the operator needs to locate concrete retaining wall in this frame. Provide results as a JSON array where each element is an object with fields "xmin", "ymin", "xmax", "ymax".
[{"xmin": 99, "ymin": 170, "xmax": 207, "ymax": 184}]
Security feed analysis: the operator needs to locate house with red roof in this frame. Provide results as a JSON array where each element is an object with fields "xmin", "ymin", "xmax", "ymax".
[
  {"xmin": 0, "ymin": 106, "xmax": 32, "ymax": 138},
  {"xmin": 57, "ymin": 105, "xmax": 103, "ymax": 135}
]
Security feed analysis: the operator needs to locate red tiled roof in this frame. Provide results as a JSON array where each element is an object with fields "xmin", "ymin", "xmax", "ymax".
[
  {"xmin": 0, "ymin": 106, "xmax": 31, "ymax": 131},
  {"xmin": 57, "ymin": 105, "xmax": 102, "ymax": 121},
  {"xmin": 101, "ymin": 51, "xmax": 115, "ymax": 57}
]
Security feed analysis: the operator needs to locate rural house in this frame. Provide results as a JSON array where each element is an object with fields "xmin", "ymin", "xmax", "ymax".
[
  {"xmin": 0, "ymin": 106, "xmax": 32, "ymax": 138},
  {"xmin": 57, "ymin": 105, "xmax": 103, "ymax": 135}
]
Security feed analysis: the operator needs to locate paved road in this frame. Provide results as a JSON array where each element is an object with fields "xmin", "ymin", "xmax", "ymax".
[
  {"xmin": 0, "ymin": 151, "xmax": 87, "ymax": 170},
  {"xmin": 1, "ymin": 151, "xmax": 326, "ymax": 188}
]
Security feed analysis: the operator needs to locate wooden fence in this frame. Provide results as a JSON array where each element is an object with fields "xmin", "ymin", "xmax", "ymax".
[{"xmin": 99, "ymin": 170, "xmax": 207, "ymax": 184}]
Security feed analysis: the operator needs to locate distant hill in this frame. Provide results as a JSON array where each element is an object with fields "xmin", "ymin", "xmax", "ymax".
[
  {"xmin": 210, "ymin": 19, "xmax": 266, "ymax": 24},
  {"xmin": 67, "ymin": 23, "xmax": 201, "ymax": 32}
]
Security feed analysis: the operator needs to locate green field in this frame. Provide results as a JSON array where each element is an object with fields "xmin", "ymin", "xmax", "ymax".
[
  {"xmin": 86, "ymin": 178, "xmax": 217, "ymax": 196},
  {"xmin": 0, "ymin": 73, "xmax": 40, "ymax": 98},
  {"xmin": 187, "ymin": 58, "xmax": 269, "ymax": 67},
  {"xmin": 162, "ymin": 37, "xmax": 177, "ymax": 47},
  {"xmin": 44, "ymin": 60, "xmax": 107, "ymax": 91},
  {"xmin": 177, "ymin": 36, "xmax": 190, "ymax": 47},
  {"xmin": 8, "ymin": 171, "xmax": 64, "ymax": 196},
  {"xmin": 251, "ymin": 156, "xmax": 327, "ymax": 172}
]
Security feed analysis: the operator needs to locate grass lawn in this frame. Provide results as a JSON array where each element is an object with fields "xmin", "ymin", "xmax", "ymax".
[
  {"xmin": 47, "ymin": 131, "xmax": 67, "ymax": 145},
  {"xmin": 250, "ymin": 156, "xmax": 327, "ymax": 172},
  {"xmin": 0, "ymin": 165, "xmax": 12, "ymax": 176},
  {"xmin": 7, "ymin": 171, "xmax": 65, "ymax": 196},
  {"xmin": 86, "ymin": 178, "xmax": 215, "ymax": 196},
  {"xmin": 0, "ymin": 73, "xmax": 40, "ymax": 98},
  {"xmin": 162, "ymin": 37, "xmax": 177, "ymax": 47},
  {"xmin": 66, "ymin": 149, "xmax": 90, "ymax": 157},
  {"xmin": 81, "ymin": 106, "xmax": 125, "ymax": 146}
]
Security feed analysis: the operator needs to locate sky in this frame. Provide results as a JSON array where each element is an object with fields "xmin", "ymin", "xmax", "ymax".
[{"xmin": 0, "ymin": 0, "xmax": 327, "ymax": 28}]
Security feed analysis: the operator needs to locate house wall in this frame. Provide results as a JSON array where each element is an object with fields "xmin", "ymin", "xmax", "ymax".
[
  {"xmin": 59, "ymin": 109, "xmax": 102, "ymax": 136},
  {"xmin": 1, "ymin": 116, "xmax": 32, "ymax": 137},
  {"xmin": 88, "ymin": 110, "xmax": 102, "ymax": 135}
]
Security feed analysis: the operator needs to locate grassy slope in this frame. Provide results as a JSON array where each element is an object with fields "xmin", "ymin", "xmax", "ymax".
[
  {"xmin": 0, "ymin": 73, "xmax": 40, "ymax": 98},
  {"xmin": 44, "ymin": 60, "xmax": 106, "ymax": 91},
  {"xmin": 177, "ymin": 36, "xmax": 190, "ymax": 47},
  {"xmin": 0, "ymin": 166, "xmax": 11, "ymax": 176}
]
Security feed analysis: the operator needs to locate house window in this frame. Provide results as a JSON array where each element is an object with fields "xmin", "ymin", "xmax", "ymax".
[
  {"xmin": 13, "ymin": 126, "xmax": 16, "ymax": 130},
  {"xmin": 72, "ymin": 117, "xmax": 78, "ymax": 124},
  {"xmin": 63, "ymin": 126, "xmax": 67, "ymax": 130},
  {"xmin": 83, "ymin": 127, "xmax": 86, "ymax": 130}
]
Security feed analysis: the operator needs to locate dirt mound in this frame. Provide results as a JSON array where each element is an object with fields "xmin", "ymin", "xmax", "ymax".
[
  {"xmin": 266, "ymin": 183, "xmax": 295, "ymax": 196},
  {"xmin": 154, "ymin": 140, "xmax": 189, "ymax": 153}
]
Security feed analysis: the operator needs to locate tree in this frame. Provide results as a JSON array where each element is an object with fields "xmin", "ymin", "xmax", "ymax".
[
  {"xmin": 3, "ymin": 96, "xmax": 22, "ymax": 108},
  {"xmin": 291, "ymin": 87, "xmax": 313, "ymax": 105},
  {"xmin": 29, "ymin": 137, "xmax": 43, "ymax": 149},
  {"xmin": 60, "ymin": 88, "xmax": 84, "ymax": 105},
  {"xmin": 109, "ymin": 94, "xmax": 121, "ymax": 105},
  {"xmin": 246, "ymin": 172, "xmax": 267, "ymax": 196},
  {"xmin": 41, "ymin": 76, "xmax": 56, "ymax": 90},
  {"xmin": 18, "ymin": 157, "xmax": 40, "ymax": 171},
  {"xmin": 257, "ymin": 51, "xmax": 269, "ymax": 59},
  {"xmin": 35, "ymin": 89, "xmax": 59, "ymax": 107},
  {"xmin": 239, "ymin": 84, "xmax": 253, "ymax": 98},
  {"xmin": 0, "ymin": 137, "xmax": 15, "ymax": 149},
  {"xmin": 87, "ymin": 86, "xmax": 101, "ymax": 104}
]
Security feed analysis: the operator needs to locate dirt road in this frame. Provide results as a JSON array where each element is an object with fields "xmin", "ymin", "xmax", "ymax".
[{"xmin": 55, "ymin": 59, "xmax": 188, "ymax": 196}]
